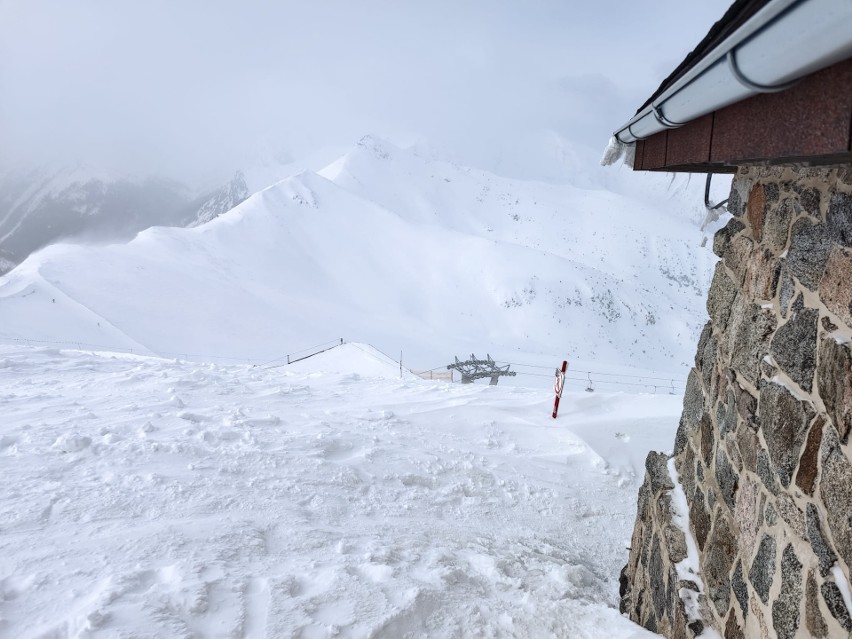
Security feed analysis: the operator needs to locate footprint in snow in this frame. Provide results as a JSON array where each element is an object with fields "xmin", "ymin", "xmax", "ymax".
[
  {"xmin": 52, "ymin": 433, "xmax": 92, "ymax": 453},
  {"xmin": 178, "ymin": 411, "xmax": 207, "ymax": 423}
]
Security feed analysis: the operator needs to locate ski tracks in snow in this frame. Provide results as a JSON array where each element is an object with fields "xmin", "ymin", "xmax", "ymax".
[{"xmin": 0, "ymin": 345, "xmax": 668, "ymax": 638}]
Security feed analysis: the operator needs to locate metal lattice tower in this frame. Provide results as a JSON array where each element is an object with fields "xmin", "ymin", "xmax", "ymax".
[{"xmin": 447, "ymin": 354, "xmax": 517, "ymax": 385}]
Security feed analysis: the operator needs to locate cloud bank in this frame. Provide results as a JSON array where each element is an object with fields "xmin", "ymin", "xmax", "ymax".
[{"xmin": 0, "ymin": 1, "xmax": 732, "ymax": 184}]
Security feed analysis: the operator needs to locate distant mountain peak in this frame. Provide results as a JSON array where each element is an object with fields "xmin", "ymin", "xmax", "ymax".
[
  {"xmin": 187, "ymin": 171, "xmax": 250, "ymax": 227},
  {"xmin": 356, "ymin": 135, "xmax": 395, "ymax": 160},
  {"xmin": 0, "ymin": 164, "xmax": 251, "ymax": 274}
]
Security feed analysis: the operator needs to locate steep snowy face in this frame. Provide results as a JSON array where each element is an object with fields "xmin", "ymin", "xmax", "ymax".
[
  {"xmin": 183, "ymin": 171, "xmax": 250, "ymax": 228},
  {"xmin": 0, "ymin": 141, "xmax": 722, "ymax": 373},
  {"xmin": 0, "ymin": 167, "xmax": 254, "ymax": 274},
  {"xmin": 319, "ymin": 137, "xmax": 720, "ymax": 366},
  {"xmin": 0, "ymin": 167, "xmax": 189, "ymax": 273}
]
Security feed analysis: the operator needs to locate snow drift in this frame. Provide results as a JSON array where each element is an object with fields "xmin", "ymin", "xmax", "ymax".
[
  {"xmin": 0, "ymin": 138, "xmax": 721, "ymax": 374},
  {"xmin": 0, "ymin": 343, "xmax": 671, "ymax": 638}
]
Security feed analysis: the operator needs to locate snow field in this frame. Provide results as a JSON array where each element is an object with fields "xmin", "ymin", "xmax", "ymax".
[
  {"xmin": 0, "ymin": 344, "xmax": 673, "ymax": 638},
  {"xmin": 0, "ymin": 138, "xmax": 722, "ymax": 375}
]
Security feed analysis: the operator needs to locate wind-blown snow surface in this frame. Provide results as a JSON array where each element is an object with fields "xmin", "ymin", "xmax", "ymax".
[
  {"xmin": 0, "ymin": 138, "xmax": 720, "ymax": 376},
  {"xmin": 0, "ymin": 343, "xmax": 673, "ymax": 638}
]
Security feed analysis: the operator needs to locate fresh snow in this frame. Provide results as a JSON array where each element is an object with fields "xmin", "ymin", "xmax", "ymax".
[
  {"xmin": 0, "ymin": 138, "xmax": 727, "ymax": 637},
  {"xmin": 599, "ymin": 137, "xmax": 633, "ymax": 169},
  {"xmin": 0, "ymin": 137, "xmax": 722, "ymax": 379},
  {"xmin": 0, "ymin": 343, "xmax": 675, "ymax": 638},
  {"xmin": 768, "ymin": 373, "xmax": 812, "ymax": 403},
  {"xmin": 666, "ymin": 458, "xmax": 704, "ymax": 624},
  {"xmin": 833, "ymin": 333, "xmax": 852, "ymax": 346},
  {"xmin": 831, "ymin": 564, "xmax": 852, "ymax": 619}
]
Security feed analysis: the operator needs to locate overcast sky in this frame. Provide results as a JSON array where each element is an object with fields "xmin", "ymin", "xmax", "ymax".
[{"xmin": 0, "ymin": 1, "xmax": 732, "ymax": 185}]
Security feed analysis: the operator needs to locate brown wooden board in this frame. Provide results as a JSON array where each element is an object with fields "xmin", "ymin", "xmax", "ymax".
[
  {"xmin": 641, "ymin": 129, "xmax": 668, "ymax": 170},
  {"xmin": 632, "ymin": 60, "xmax": 852, "ymax": 173},
  {"xmin": 634, "ymin": 138, "xmax": 646, "ymax": 170},
  {"xmin": 666, "ymin": 114, "xmax": 713, "ymax": 167},
  {"xmin": 711, "ymin": 61, "xmax": 852, "ymax": 163}
]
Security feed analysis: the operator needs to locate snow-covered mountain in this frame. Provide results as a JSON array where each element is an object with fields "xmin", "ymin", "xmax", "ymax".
[
  {"xmin": 0, "ymin": 137, "xmax": 724, "ymax": 375},
  {"xmin": 0, "ymin": 141, "xmax": 723, "ymax": 635},
  {"xmin": 0, "ymin": 166, "xmax": 184, "ymax": 272},
  {"xmin": 180, "ymin": 171, "xmax": 250, "ymax": 228},
  {"xmin": 0, "ymin": 167, "xmax": 253, "ymax": 275}
]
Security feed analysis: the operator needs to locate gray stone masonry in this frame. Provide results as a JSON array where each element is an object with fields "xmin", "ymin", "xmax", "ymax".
[{"xmin": 620, "ymin": 166, "xmax": 852, "ymax": 638}]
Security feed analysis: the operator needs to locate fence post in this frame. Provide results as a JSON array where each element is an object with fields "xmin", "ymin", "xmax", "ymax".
[{"xmin": 552, "ymin": 360, "xmax": 567, "ymax": 418}]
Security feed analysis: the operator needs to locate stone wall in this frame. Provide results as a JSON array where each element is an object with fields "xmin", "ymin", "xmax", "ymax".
[{"xmin": 620, "ymin": 166, "xmax": 852, "ymax": 638}]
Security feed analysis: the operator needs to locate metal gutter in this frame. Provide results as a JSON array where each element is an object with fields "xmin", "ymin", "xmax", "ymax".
[{"xmin": 613, "ymin": 0, "xmax": 852, "ymax": 145}]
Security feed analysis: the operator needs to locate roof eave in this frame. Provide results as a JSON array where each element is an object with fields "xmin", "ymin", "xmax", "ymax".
[{"xmin": 610, "ymin": 0, "xmax": 852, "ymax": 148}]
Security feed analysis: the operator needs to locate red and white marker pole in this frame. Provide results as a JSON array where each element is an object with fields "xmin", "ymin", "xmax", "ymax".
[{"xmin": 552, "ymin": 360, "xmax": 567, "ymax": 419}]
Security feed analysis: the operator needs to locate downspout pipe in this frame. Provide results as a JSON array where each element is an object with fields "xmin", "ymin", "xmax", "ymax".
[{"xmin": 612, "ymin": 0, "xmax": 852, "ymax": 146}]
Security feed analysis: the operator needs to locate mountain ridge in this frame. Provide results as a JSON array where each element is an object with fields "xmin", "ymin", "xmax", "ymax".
[{"xmin": 0, "ymin": 139, "xmax": 725, "ymax": 375}]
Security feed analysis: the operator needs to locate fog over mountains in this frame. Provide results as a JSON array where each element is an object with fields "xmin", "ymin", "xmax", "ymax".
[
  {"xmin": 0, "ymin": 167, "xmax": 247, "ymax": 275},
  {"xmin": 0, "ymin": 136, "xmax": 725, "ymax": 376},
  {"xmin": 0, "ymin": 4, "xmax": 746, "ymax": 635},
  {"xmin": 0, "ymin": 0, "xmax": 732, "ymax": 280}
]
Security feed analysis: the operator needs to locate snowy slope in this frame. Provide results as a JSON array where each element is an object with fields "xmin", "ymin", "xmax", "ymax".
[
  {"xmin": 0, "ymin": 166, "xmax": 189, "ymax": 271},
  {"xmin": 0, "ymin": 139, "xmax": 721, "ymax": 378},
  {"xmin": 0, "ymin": 165, "xmax": 258, "ymax": 274},
  {"xmin": 0, "ymin": 343, "xmax": 671, "ymax": 638},
  {"xmin": 321, "ymin": 137, "xmax": 718, "ymax": 367}
]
